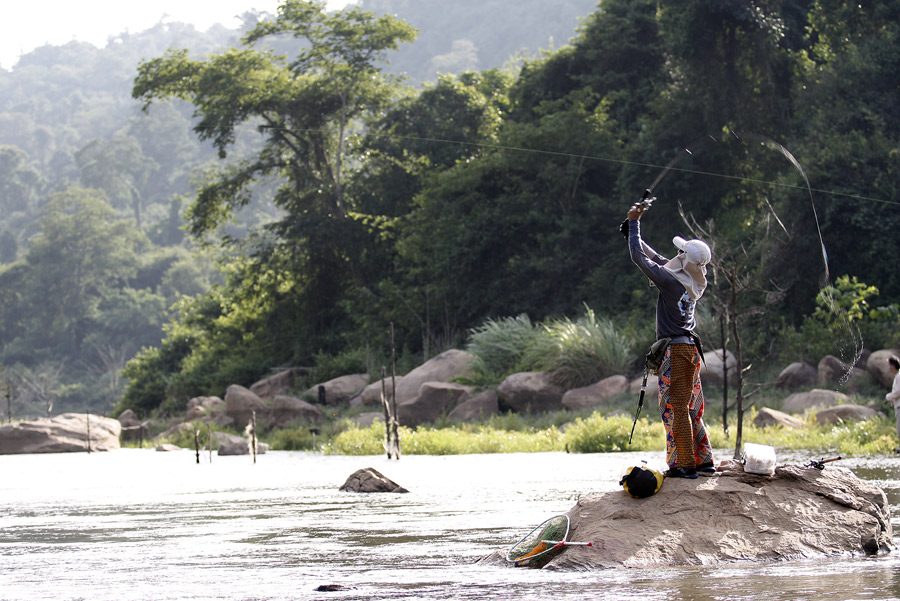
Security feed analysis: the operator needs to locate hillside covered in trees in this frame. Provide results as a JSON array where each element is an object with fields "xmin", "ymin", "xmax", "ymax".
[{"xmin": 1, "ymin": 0, "xmax": 899, "ymax": 419}]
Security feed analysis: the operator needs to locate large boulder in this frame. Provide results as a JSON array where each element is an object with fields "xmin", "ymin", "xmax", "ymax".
[
  {"xmin": 781, "ymin": 388, "xmax": 849, "ymax": 413},
  {"xmin": 476, "ymin": 461, "xmax": 891, "ymax": 569},
  {"xmin": 215, "ymin": 431, "xmax": 268, "ymax": 456},
  {"xmin": 351, "ymin": 375, "xmax": 404, "ymax": 408},
  {"xmin": 269, "ymin": 395, "xmax": 324, "ymax": 428},
  {"xmin": 224, "ymin": 385, "xmax": 269, "ymax": 428},
  {"xmin": 775, "ymin": 362, "xmax": 818, "ymax": 390},
  {"xmin": 117, "ymin": 409, "xmax": 148, "ymax": 441},
  {"xmin": 700, "ymin": 348, "xmax": 736, "ymax": 387},
  {"xmin": 249, "ymin": 368, "xmax": 304, "ymax": 400},
  {"xmin": 753, "ymin": 407, "xmax": 806, "ymax": 429},
  {"xmin": 867, "ymin": 349, "xmax": 900, "ymax": 388},
  {"xmin": 339, "ymin": 467, "xmax": 408, "ymax": 493},
  {"xmin": 562, "ymin": 375, "xmax": 629, "ymax": 411},
  {"xmin": 815, "ymin": 404, "xmax": 879, "ymax": 425},
  {"xmin": 185, "ymin": 396, "xmax": 225, "ymax": 421},
  {"xmin": 818, "ymin": 355, "xmax": 867, "ymax": 389},
  {"xmin": 497, "ymin": 371, "xmax": 565, "ymax": 414},
  {"xmin": 394, "ymin": 349, "xmax": 476, "ymax": 405},
  {"xmin": 396, "ymin": 382, "xmax": 474, "ymax": 427},
  {"xmin": 447, "ymin": 390, "xmax": 500, "ymax": 422},
  {"xmin": 0, "ymin": 413, "xmax": 121, "ymax": 454},
  {"xmin": 305, "ymin": 373, "xmax": 370, "ymax": 405}
]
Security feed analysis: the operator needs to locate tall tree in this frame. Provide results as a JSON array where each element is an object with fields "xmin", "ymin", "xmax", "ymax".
[{"xmin": 128, "ymin": 0, "xmax": 417, "ymax": 393}]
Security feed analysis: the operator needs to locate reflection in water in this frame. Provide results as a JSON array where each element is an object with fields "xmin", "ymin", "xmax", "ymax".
[{"xmin": 0, "ymin": 450, "xmax": 897, "ymax": 601}]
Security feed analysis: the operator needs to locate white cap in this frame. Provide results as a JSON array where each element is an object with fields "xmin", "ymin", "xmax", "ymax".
[
  {"xmin": 672, "ymin": 236, "xmax": 711, "ymax": 266},
  {"xmin": 665, "ymin": 236, "xmax": 711, "ymax": 300}
]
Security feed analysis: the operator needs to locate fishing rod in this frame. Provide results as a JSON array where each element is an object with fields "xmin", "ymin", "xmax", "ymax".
[{"xmin": 805, "ymin": 456, "xmax": 841, "ymax": 470}]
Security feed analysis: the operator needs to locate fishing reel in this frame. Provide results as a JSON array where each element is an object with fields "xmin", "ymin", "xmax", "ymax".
[{"xmin": 620, "ymin": 190, "xmax": 656, "ymax": 238}]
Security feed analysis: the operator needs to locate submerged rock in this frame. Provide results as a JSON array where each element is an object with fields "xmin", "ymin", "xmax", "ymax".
[{"xmin": 476, "ymin": 460, "xmax": 891, "ymax": 570}]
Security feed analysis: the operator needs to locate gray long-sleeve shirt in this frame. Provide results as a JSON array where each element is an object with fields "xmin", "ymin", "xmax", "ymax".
[{"xmin": 628, "ymin": 219, "xmax": 697, "ymax": 344}]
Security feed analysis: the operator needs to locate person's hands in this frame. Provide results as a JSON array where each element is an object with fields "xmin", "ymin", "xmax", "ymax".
[
  {"xmin": 627, "ymin": 205, "xmax": 645, "ymax": 220},
  {"xmin": 627, "ymin": 192, "xmax": 655, "ymax": 221}
]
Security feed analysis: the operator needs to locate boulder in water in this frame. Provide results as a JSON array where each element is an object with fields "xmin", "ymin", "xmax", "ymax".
[
  {"xmin": 339, "ymin": 468, "xmax": 408, "ymax": 493},
  {"xmin": 0, "ymin": 413, "xmax": 121, "ymax": 454},
  {"xmin": 476, "ymin": 460, "xmax": 891, "ymax": 569}
]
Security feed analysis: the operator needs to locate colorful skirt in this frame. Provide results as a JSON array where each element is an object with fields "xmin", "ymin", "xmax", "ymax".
[{"xmin": 658, "ymin": 343, "xmax": 714, "ymax": 469}]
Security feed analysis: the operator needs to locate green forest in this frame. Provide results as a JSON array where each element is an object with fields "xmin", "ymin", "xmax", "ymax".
[{"xmin": 1, "ymin": 0, "xmax": 899, "ymax": 419}]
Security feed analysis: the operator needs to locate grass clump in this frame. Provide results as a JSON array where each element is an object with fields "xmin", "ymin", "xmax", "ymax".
[
  {"xmin": 323, "ymin": 422, "xmax": 564, "ymax": 455},
  {"xmin": 465, "ymin": 305, "xmax": 635, "ymax": 389},
  {"xmin": 528, "ymin": 306, "xmax": 635, "ymax": 388},
  {"xmin": 737, "ymin": 411, "xmax": 896, "ymax": 456}
]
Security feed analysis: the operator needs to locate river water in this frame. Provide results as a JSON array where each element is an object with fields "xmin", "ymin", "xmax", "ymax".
[{"xmin": 1, "ymin": 448, "xmax": 899, "ymax": 601}]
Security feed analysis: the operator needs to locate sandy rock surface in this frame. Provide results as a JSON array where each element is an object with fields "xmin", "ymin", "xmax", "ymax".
[{"xmin": 476, "ymin": 460, "xmax": 891, "ymax": 570}]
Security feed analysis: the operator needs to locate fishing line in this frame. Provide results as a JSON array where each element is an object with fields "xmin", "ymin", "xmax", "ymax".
[
  {"xmin": 730, "ymin": 131, "xmax": 864, "ymax": 375},
  {"xmin": 639, "ymin": 128, "xmax": 863, "ymax": 377},
  {"xmin": 249, "ymin": 125, "xmax": 898, "ymax": 207}
]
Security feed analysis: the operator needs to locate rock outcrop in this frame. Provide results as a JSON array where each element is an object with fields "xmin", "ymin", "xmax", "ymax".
[
  {"xmin": 497, "ymin": 371, "xmax": 565, "ymax": 414},
  {"xmin": 700, "ymin": 348, "xmax": 736, "ymax": 387},
  {"xmin": 476, "ymin": 460, "xmax": 891, "ymax": 570},
  {"xmin": 351, "ymin": 375, "xmax": 404, "ymax": 407},
  {"xmin": 250, "ymin": 368, "xmax": 304, "ymax": 400},
  {"xmin": 305, "ymin": 373, "xmax": 370, "ymax": 405},
  {"xmin": 269, "ymin": 395, "xmax": 323, "ymax": 428},
  {"xmin": 448, "ymin": 390, "xmax": 500, "ymax": 422},
  {"xmin": 393, "ymin": 349, "xmax": 476, "ymax": 405},
  {"xmin": 753, "ymin": 407, "xmax": 806, "ymax": 429},
  {"xmin": 397, "ymin": 381, "xmax": 474, "ymax": 426},
  {"xmin": 0, "ymin": 413, "xmax": 121, "ymax": 454},
  {"xmin": 775, "ymin": 362, "xmax": 818, "ymax": 390},
  {"xmin": 117, "ymin": 409, "xmax": 148, "ymax": 441},
  {"xmin": 339, "ymin": 467, "xmax": 408, "ymax": 493},
  {"xmin": 781, "ymin": 388, "xmax": 848, "ymax": 413},
  {"xmin": 815, "ymin": 404, "xmax": 879, "ymax": 425},
  {"xmin": 224, "ymin": 385, "xmax": 269, "ymax": 428},
  {"xmin": 185, "ymin": 396, "xmax": 225, "ymax": 421},
  {"xmin": 867, "ymin": 349, "xmax": 900, "ymax": 388},
  {"xmin": 561, "ymin": 375, "xmax": 628, "ymax": 411}
]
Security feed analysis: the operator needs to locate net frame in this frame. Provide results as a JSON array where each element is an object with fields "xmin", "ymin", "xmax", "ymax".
[{"xmin": 505, "ymin": 514, "xmax": 570, "ymax": 566}]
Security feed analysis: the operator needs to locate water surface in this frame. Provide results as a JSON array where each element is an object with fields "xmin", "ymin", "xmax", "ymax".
[{"xmin": 1, "ymin": 449, "xmax": 898, "ymax": 601}]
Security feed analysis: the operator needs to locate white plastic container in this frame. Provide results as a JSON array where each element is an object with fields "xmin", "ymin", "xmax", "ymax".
[{"xmin": 742, "ymin": 442, "xmax": 776, "ymax": 476}]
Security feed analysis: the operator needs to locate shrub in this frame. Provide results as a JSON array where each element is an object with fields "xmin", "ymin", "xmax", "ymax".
[
  {"xmin": 465, "ymin": 314, "xmax": 542, "ymax": 381},
  {"xmin": 527, "ymin": 305, "xmax": 635, "ymax": 388}
]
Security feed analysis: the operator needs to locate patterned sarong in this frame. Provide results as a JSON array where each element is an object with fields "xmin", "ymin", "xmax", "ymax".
[{"xmin": 658, "ymin": 343, "xmax": 714, "ymax": 469}]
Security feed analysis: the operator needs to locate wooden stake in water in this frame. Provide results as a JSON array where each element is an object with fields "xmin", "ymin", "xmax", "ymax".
[
  {"xmin": 251, "ymin": 410, "xmax": 258, "ymax": 465},
  {"xmin": 380, "ymin": 365, "xmax": 393, "ymax": 459},
  {"xmin": 389, "ymin": 322, "xmax": 400, "ymax": 460},
  {"xmin": 85, "ymin": 411, "xmax": 92, "ymax": 453},
  {"xmin": 194, "ymin": 429, "xmax": 200, "ymax": 464}
]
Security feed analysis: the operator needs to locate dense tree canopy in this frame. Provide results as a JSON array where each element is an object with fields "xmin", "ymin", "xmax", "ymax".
[{"xmin": 1, "ymin": 0, "xmax": 899, "ymax": 416}]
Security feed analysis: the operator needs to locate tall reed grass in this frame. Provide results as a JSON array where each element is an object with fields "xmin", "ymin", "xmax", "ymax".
[{"xmin": 465, "ymin": 305, "xmax": 635, "ymax": 388}]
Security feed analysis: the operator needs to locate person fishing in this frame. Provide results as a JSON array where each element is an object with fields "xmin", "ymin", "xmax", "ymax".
[{"xmin": 625, "ymin": 198, "xmax": 715, "ymax": 478}]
